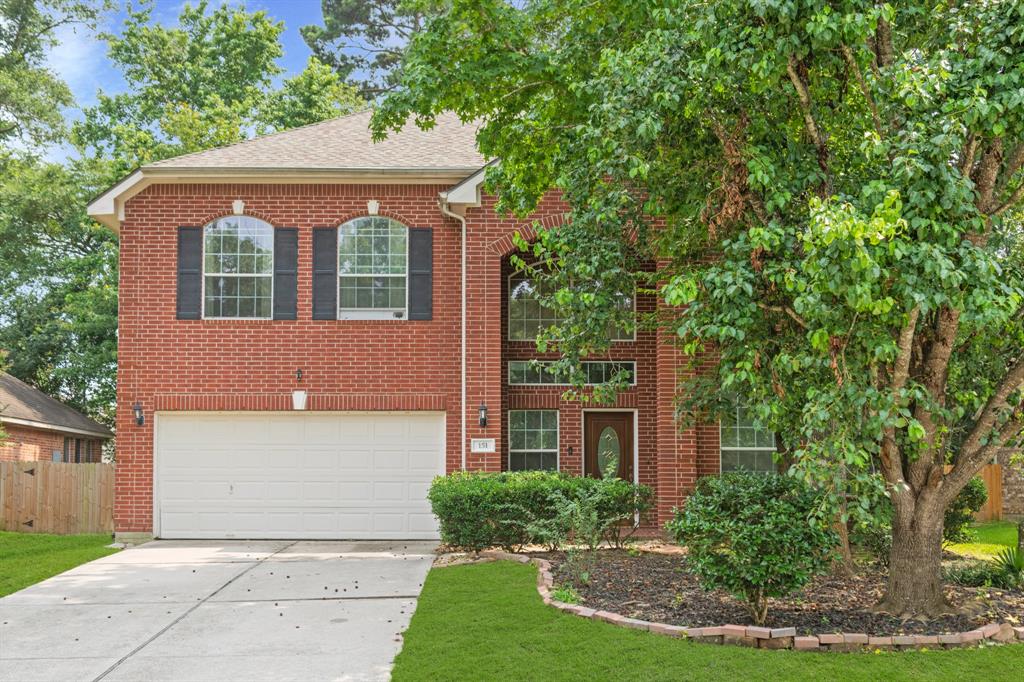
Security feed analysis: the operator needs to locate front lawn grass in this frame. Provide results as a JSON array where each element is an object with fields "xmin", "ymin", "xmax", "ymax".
[
  {"xmin": 947, "ymin": 521, "xmax": 1019, "ymax": 560},
  {"xmin": 0, "ymin": 531, "xmax": 118, "ymax": 597},
  {"xmin": 393, "ymin": 561, "xmax": 1022, "ymax": 682}
]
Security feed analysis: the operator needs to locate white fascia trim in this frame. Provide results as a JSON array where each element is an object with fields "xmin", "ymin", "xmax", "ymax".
[
  {"xmin": 87, "ymin": 169, "xmax": 146, "ymax": 231},
  {"xmin": 0, "ymin": 415, "xmax": 112, "ymax": 439},
  {"xmin": 87, "ymin": 166, "xmax": 484, "ymax": 232},
  {"xmin": 444, "ymin": 166, "xmax": 487, "ymax": 207}
]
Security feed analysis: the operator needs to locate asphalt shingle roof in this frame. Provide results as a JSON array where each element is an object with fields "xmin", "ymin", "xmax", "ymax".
[
  {"xmin": 0, "ymin": 373, "xmax": 113, "ymax": 438},
  {"xmin": 145, "ymin": 110, "xmax": 486, "ymax": 172}
]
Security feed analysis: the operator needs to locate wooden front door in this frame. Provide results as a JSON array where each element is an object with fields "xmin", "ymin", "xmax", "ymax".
[{"xmin": 584, "ymin": 412, "xmax": 634, "ymax": 480}]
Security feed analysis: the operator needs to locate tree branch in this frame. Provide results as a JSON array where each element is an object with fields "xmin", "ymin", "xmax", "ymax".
[
  {"xmin": 786, "ymin": 55, "xmax": 830, "ymax": 179},
  {"xmin": 959, "ymin": 354, "xmax": 1024, "ymax": 462},
  {"xmin": 874, "ymin": 16, "xmax": 895, "ymax": 67},
  {"xmin": 891, "ymin": 306, "xmax": 919, "ymax": 392},
  {"xmin": 993, "ymin": 183, "xmax": 1024, "ymax": 217},
  {"xmin": 756, "ymin": 302, "xmax": 808, "ymax": 329},
  {"xmin": 840, "ymin": 44, "xmax": 883, "ymax": 138}
]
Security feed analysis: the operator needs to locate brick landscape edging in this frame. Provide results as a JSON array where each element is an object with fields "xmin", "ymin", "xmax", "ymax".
[{"xmin": 479, "ymin": 552, "xmax": 1024, "ymax": 652}]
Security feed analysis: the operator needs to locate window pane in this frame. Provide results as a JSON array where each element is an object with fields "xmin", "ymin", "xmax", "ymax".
[
  {"xmin": 509, "ymin": 410, "xmax": 559, "ymax": 472},
  {"xmin": 203, "ymin": 217, "xmax": 274, "ymax": 318},
  {"xmin": 338, "ymin": 217, "xmax": 408, "ymax": 312}
]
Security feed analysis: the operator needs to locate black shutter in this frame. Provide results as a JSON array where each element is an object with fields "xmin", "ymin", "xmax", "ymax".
[
  {"xmin": 273, "ymin": 228, "xmax": 298, "ymax": 320},
  {"xmin": 176, "ymin": 226, "xmax": 202, "ymax": 319},
  {"xmin": 312, "ymin": 227, "xmax": 338, "ymax": 320},
  {"xmin": 408, "ymin": 228, "xmax": 433, "ymax": 320}
]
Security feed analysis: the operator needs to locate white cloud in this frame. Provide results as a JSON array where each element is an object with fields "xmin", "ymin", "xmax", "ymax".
[{"xmin": 46, "ymin": 22, "xmax": 111, "ymax": 109}]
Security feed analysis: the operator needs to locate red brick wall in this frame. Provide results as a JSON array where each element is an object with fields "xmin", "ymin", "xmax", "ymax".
[
  {"xmin": 999, "ymin": 450, "xmax": 1024, "ymax": 518},
  {"xmin": 117, "ymin": 182, "xmax": 719, "ymax": 535},
  {"xmin": 0, "ymin": 424, "xmax": 104, "ymax": 463}
]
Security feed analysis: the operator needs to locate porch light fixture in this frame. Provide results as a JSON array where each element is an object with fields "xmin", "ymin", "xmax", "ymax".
[
  {"xmin": 132, "ymin": 402, "xmax": 144, "ymax": 426},
  {"xmin": 292, "ymin": 390, "xmax": 308, "ymax": 411},
  {"xmin": 478, "ymin": 402, "xmax": 488, "ymax": 428},
  {"xmin": 295, "ymin": 368, "xmax": 303, "ymax": 382}
]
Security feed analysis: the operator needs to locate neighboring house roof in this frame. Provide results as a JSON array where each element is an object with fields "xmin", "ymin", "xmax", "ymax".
[
  {"xmin": 0, "ymin": 373, "xmax": 113, "ymax": 439},
  {"xmin": 87, "ymin": 111, "xmax": 488, "ymax": 230}
]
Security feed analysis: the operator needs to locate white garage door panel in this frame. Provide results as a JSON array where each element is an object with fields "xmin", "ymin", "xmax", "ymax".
[{"xmin": 156, "ymin": 412, "xmax": 445, "ymax": 539}]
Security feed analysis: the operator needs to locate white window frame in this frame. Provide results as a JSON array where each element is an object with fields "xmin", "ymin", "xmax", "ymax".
[
  {"xmin": 719, "ymin": 403, "xmax": 777, "ymax": 474},
  {"xmin": 201, "ymin": 216, "xmax": 274, "ymax": 320},
  {"xmin": 506, "ymin": 270, "xmax": 636, "ymax": 342},
  {"xmin": 337, "ymin": 216, "xmax": 410, "ymax": 321},
  {"xmin": 507, "ymin": 360, "xmax": 637, "ymax": 386},
  {"xmin": 507, "ymin": 409, "xmax": 560, "ymax": 472}
]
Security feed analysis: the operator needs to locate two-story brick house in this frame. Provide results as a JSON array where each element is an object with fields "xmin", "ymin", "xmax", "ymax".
[{"xmin": 88, "ymin": 111, "xmax": 777, "ymax": 542}]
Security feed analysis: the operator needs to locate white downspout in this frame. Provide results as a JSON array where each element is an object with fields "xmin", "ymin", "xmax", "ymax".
[{"xmin": 439, "ymin": 193, "xmax": 468, "ymax": 471}]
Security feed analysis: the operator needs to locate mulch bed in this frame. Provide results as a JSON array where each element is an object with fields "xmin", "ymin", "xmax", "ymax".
[{"xmin": 542, "ymin": 550, "xmax": 1024, "ymax": 636}]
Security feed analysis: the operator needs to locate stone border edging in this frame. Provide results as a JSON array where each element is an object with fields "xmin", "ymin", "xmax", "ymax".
[{"xmin": 476, "ymin": 551, "xmax": 1024, "ymax": 652}]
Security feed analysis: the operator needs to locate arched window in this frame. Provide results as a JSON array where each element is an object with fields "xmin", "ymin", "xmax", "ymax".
[
  {"xmin": 203, "ymin": 216, "xmax": 274, "ymax": 319},
  {"xmin": 507, "ymin": 269, "xmax": 635, "ymax": 341},
  {"xmin": 338, "ymin": 216, "xmax": 408, "ymax": 319}
]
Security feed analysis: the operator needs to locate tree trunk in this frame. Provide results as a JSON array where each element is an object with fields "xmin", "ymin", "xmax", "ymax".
[
  {"xmin": 831, "ymin": 512, "xmax": 856, "ymax": 577},
  {"xmin": 876, "ymin": 506, "xmax": 952, "ymax": 618}
]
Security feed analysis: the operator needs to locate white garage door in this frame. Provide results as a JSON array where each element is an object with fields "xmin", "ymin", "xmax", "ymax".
[{"xmin": 155, "ymin": 412, "xmax": 445, "ymax": 539}]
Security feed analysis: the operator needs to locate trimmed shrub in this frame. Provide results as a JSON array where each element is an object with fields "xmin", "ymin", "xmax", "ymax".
[
  {"xmin": 665, "ymin": 472, "xmax": 837, "ymax": 626},
  {"xmin": 427, "ymin": 471, "xmax": 653, "ymax": 552},
  {"xmin": 944, "ymin": 476, "xmax": 988, "ymax": 544}
]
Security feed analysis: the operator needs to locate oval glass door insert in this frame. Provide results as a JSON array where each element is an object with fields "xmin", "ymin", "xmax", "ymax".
[{"xmin": 597, "ymin": 426, "xmax": 621, "ymax": 478}]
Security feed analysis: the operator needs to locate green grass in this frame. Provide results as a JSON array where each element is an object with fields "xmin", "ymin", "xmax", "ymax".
[
  {"xmin": 0, "ymin": 531, "xmax": 118, "ymax": 597},
  {"xmin": 948, "ymin": 521, "xmax": 1019, "ymax": 560},
  {"xmin": 393, "ymin": 561, "xmax": 1023, "ymax": 682}
]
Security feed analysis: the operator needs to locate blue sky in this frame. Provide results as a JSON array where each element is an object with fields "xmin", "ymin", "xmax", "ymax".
[{"xmin": 45, "ymin": 0, "xmax": 326, "ymax": 158}]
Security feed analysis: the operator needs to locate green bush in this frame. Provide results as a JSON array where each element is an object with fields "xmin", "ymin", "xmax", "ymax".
[
  {"xmin": 944, "ymin": 477, "xmax": 988, "ymax": 544},
  {"xmin": 665, "ymin": 472, "xmax": 838, "ymax": 626},
  {"xmin": 428, "ymin": 471, "xmax": 654, "ymax": 552}
]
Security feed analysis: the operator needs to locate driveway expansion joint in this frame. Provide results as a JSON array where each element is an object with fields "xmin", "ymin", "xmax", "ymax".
[{"xmin": 90, "ymin": 541, "xmax": 299, "ymax": 682}]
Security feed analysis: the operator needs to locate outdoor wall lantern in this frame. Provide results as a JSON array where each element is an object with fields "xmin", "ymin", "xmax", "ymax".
[
  {"xmin": 478, "ymin": 402, "xmax": 488, "ymax": 428},
  {"xmin": 132, "ymin": 402, "xmax": 144, "ymax": 426}
]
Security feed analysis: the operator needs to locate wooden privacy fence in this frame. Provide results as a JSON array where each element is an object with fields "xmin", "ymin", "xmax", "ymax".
[
  {"xmin": 945, "ymin": 463, "xmax": 1003, "ymax": 522},
  {"xmin": 974, "ymin": 463, "xmax": 1003, "ymax": 522},
  {"xmin": 0, "ymin": 461, "xmax": 114, "ymax": 534}
]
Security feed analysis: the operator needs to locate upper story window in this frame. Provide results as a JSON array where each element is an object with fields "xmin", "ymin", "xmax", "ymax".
[
  {"xmin": 203, "ymin": 216, "xmax": 274, "ymax": 319},
  {"xmin": 720, "ymin": 403, "xmax": 777, "ymax": 474},
  {"xmin": 507, "ymin": 271, "xmax": 634, "ymax": 341},
  {"xmin": 338, "ymin": 217, "xmax": 408, "ymax": 319},
  {"xmin": 507, "ymin": 360, "xmax": 636, "ymax": 386}
]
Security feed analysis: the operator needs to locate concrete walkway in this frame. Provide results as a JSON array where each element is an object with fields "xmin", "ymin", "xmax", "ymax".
[{"xmin": 0, "ymin": 540, "xmax": 437, "ymax": 682}]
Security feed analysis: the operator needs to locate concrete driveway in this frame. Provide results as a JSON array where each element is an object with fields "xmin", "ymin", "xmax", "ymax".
[{"xmin": 0, "ymin": 540, "xmax": 436, "ymax": 682}]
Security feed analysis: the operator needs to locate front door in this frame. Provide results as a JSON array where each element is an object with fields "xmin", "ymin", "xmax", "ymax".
[{"xmin": 584, "ymin": 412, "xmax": 634, "ymax": 480}]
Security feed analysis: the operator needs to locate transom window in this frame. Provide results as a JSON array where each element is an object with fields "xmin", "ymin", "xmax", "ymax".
[
  {"xmin": 338, "ymin": 216, "xmax": 407, "ymax": 319},
  {"xmin": 507, "ymin": 361, "xmax": 636, "ymax": 386},
  {"xmin": 507, "ymin": 271, "xmax": 634, "ymax": 341},
  {"xmin": 203, "ymin": 216, "xmax": 273, "ymax": 319},
  {"xmin": 508, "ymin": 410, "xmax": 559, "ymax": 471},
  {"xmin": 720, "ymin": 403, "xmax": 777, "ymax": 474}
]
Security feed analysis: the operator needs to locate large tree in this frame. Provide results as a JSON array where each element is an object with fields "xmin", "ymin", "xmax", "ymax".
[
  {"xmin": 73, "ymin": 0, "xmax": 364, "ymax": 173},
  {"xmin": 302, "ymin": 0, "xmax": 427, "ymax": 97},
  {"xmin": 0, "ymin": 0, "xmax": 104, "ymax": 147},
  {"xmin": 375, "ymin": 0, "xmax": 1024, "ymax": 617}
]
